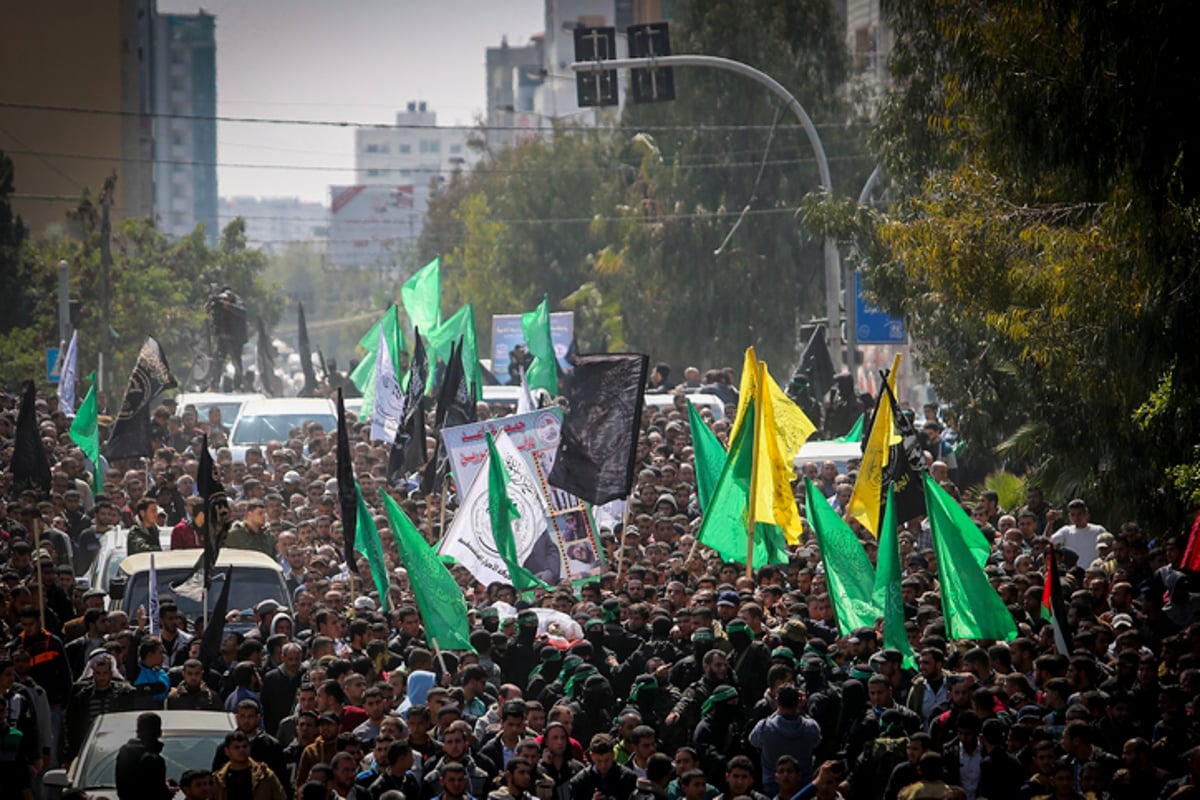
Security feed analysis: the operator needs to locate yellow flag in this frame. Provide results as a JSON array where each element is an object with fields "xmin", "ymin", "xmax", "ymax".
[
  {"xmin": 847, "ymin": 353, "xmax": 901, "ymax": 536},
  {"xmin": 730, "ymin": 347, "xmax": 817, "ymax": 459},
  {"xmin": 750, "ymin": 361, "xmax": 805, "ymax": 544}
]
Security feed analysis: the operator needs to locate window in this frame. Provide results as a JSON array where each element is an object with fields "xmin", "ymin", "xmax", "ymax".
[
  {"xmin": 364, "ymin": 143, "xmax": 389, "ymax": 154},
  {"xmin": 450, "ymin": 143, "xmax": 463, "ymax": 154},
  {"xmin": 399, "ymin": 144, "xmax": 411, "ymax": 154},
  {"xmin": 367, "ymin": 169, "xmax": 382, "ymax": 177}
]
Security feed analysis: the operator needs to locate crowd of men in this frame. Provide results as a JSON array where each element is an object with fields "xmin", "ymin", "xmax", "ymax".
[{"xmin": 1, "ymin": 364, "xmax": 1199, "ymax": 800}]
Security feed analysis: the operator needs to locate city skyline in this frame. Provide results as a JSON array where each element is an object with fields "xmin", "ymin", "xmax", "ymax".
[{"xmin": 156, "ymin": 0, "xmax": 544, "ymax": 203}]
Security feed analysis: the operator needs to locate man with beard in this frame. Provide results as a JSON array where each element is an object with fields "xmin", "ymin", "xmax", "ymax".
[{"xmin": 666, "ymin": 649, "xmax": 733, "ymax": 736}]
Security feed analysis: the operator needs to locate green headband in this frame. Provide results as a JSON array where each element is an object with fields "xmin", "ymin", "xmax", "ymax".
[
  {"xmin": 564, "ymin": 664, "xmax": 599, "ymax": 697},
  {"xmin": 701, "ymin": 686, "xmax": 739, "ymax": 716}
]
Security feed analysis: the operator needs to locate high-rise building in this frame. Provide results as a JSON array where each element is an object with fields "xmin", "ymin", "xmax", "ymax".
[
  {"xmin": 484, "ymin": 36, "xmax": 547, "ymax": 152},
  {"xmin": 218, "ymin": 196, "xmax": 328, "ymax": 254},
  {"xmin": 151, "ymin": 11, "xmax": 218, "ymax": 244},
  {"xmin": 0, "ymin": 0, "xmax": 156, "ymax": 236}
]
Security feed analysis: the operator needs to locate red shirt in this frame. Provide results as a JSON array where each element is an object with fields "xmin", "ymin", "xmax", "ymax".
[{"xmin": 171, "ymin": 519, "xmax": 203, "ymax": 549}]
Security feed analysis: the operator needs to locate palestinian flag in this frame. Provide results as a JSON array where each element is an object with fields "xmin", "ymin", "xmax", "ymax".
[{"xmin": 1041, "ymin": 546, "xmax": 1073, "ymax": 655}]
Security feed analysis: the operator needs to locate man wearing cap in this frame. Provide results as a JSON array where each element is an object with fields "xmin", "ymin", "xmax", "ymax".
[{"xmin": 226, "ymin": 498, "xmax": 276, "ymax": 558}]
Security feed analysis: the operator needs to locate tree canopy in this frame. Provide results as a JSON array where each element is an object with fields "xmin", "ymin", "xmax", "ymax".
[{"xmin": 852, "ymin": 0, "xmax": 1200, "ymax": 527}]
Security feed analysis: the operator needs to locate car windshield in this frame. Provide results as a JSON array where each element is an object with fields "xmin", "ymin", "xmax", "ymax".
[
  {"xmin": 196, "ymin": 401, "xmax": 244, "ymax": 423},
  {"xmin": 80, "ymin": 728, "xmax": 226, "ymax": 788},
  {"xmin": 230, "ymin": 413, "xmax": 335, "ymax": 445},
  {"xmin": 121, "ymin": 566, "xmax": 288, "ymax": 618}
]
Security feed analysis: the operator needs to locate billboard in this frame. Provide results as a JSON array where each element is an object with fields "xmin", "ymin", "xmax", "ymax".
[
  {"xmin": 490, "ymin": 311, "xmax": 574, "ymax": 385},
  {"xmin": 327, "ymin": 184, "xmax": 426, "ymax": 269}
]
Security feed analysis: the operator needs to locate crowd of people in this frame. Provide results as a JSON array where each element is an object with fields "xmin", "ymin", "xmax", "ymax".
[{"xmin": 1, "ymin": 361, "xmax": 1199, "ymax": 800}]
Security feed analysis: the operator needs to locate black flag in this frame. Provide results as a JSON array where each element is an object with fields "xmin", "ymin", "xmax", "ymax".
[
  {"xmin": 198, "ymin": 566, "xmax": 234, "ymax": 668},
  {"xmin": 256, "ymin": 316, "xmax": 276, "ymax": 397},
  {"xmin": 197, "ymin": 434, "xmax": 230, "ymax": 588},
  {"xmin": 106, "ymin": 336, "xmax": 177, "ymax": 461},
  {"xmin": 881, "ymin": 378, "xmax": 928, "ymax": 524},
  {"xmin": 796, "ymin": 326, "xmax": 836, "ymax": 402},
  {"xmin": 335, "ymin": 388, "xmax": 357, "ymax": 568},
  {"xmin": 12, "ymin": 380, "xmax": 51, "ymax": 496},
  {"xmin": 548, "ymin": 353, "xmax": 649, "ymax": 506},
  {"xmin": 421, "ymin": 338, "xmax": 475, "ymax": 494},
  {"xmin": 388, "ymin": 328, "xmax": 429, "ymax": 485},
  {"xmin": 297, "ymin": 302, "xmax": 318, "ymax": 397}
]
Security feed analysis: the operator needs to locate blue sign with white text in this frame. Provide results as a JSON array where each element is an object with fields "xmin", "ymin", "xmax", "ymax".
[{"xmin": 855, "ymin": 273, "xmax": 907, "ymax": 344}]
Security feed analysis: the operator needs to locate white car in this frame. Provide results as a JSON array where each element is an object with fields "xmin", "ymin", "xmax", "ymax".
[
  {"xmin": 227, "ymin": 396, "xmax": 336, "ymax": 462},
  {"xmin": 45, "ymin": 710, "xmax": 235, "ymax": 796},
  {"xmin": 174, "ymin": 391, "xmax": 265, "ymax": 428},
  {"xmin": 643, "ymin": 391, "xmax": 727, "ymax": 420},
  {"xmin": 85, "ymin": 526, "xmax": 173, "ymax": 596}
]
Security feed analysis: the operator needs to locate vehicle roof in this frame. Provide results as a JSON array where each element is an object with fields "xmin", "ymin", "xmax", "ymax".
[
  {"xmin": 236, "ymin": 397, "xmax": 336, "ymax": 414},
  {"xmin": 118, "ymin": 547, "xmax": 284, "ymax": 574},
  {"xmin": 87, "ymin": 710, "xmax": 236, "ymax": 735},
  {"xmin": 794, "ymin": 439, "xmax": 863, "ymax": 466},
  {"xmin": 175, "ymin": 392, "xmax": 266, "ymax": 404}
]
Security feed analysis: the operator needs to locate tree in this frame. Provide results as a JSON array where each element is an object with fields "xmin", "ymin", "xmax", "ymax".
[{"xmin": 852, "ymin": 0, "xmax": 1200, "ymax": 528}]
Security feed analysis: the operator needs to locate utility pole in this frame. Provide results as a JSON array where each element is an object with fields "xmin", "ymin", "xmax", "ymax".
[
  {"xmin": 571, "ymin": 52, "xmax": 846, "ymax": 371},
  {"xmin": 57, "ymin": 260, "xmax": 70, "ymax": 350},
  {"xmin": 99, "ymin": 173, "xmax": 117, "ymax": 395}
]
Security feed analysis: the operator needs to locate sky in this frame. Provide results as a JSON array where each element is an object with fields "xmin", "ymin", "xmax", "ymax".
[{"xmin": 157, "ymin": 0, "xmax": 544, "ymax": 203}]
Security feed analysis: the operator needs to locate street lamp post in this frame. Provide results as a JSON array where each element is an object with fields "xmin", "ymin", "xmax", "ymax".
[{"xmin": 570, "ymin": 53, "xmax": 845, "ymax": 370}]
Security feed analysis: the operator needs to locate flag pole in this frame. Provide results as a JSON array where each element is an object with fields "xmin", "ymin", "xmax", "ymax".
[
  {"xmin": 438, "ymin": 480, "xmax": 449, "ymax": 544},
  {"xmin": 746, "ymin": 362, "xmax": 766, "ymax": 579},
  {"xmin": 613, "ymin": 490, "xmax": 634, "ymax": 584},
  {"xmin": 430, "ymin": 634, "xmax": 453, "ymax": 686},
  {"xmin": 33, "ymin": 517, "xmax": 46, "ymax": 629}
]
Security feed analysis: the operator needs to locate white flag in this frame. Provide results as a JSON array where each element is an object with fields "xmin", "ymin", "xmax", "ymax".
[
  {"xmin": 439, "ymin": 430, "xmax": 553, "ymax": 587},
  {"xmin": 369, "ymin": 321, "xmax": 405, "ymax": 442},
  {"xmin": 148, "ymin": 553, "xmax": 160, "ymax": 636},
  {"xmin": 517, "ymin": 365, "xmax": 536, "ymax": 414},
  {"xmin": 58, "ymin": 330, "xmax": 78, "ymax": 415}
]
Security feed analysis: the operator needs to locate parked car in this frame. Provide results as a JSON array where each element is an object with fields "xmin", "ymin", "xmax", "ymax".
[
  {"xmin": 84, "ymin": 526, "xmax": 173, "ymax": 596},
  {"xmin": 110, "ymin": 549, "xmax": 292, "ymax": 633},
  {"xmin": 44, "ymin": 709, "xmax": 235, "ymax": 796},
  {"xmin": 227, "ymin": 396, "xmax": 336, "ymax": 461}
]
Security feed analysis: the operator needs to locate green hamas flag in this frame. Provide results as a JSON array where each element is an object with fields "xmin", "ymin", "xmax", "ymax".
[
  {"xmin": 923, "ymin": 472, "xmax": 1018, "ymax": 641},
  {"xmin": 69, "ymin": 373, "xmax": 102, "ymax": 496},
  {"xmin": 833, "ymin": 414, "xmax": 864, "ymax": 444},
  {"xmin": 688, "ymin": 399, "xmax": 725, "ymax": 514},
  {"xmin": 380, "ymin": 488, "xmax": 474, "ymax": 651},
  {"xmin": 486, "ymin": 433, "xmax": 548, "ymax": 592},
  {"xmin": 697, "ymin": 401, "xmax": 790, "ymax": 568},
  {"xmin": 353, "ymin": 484, "xmax": 390, "ymax": 612},
  {"xmin": 425, "ymin": 303, "xmax": 482, "ymax": 400},
  {"xmin": 520, "ymin": 295, "xmax": 557, "ymax": 396},
  {"xmin": 402, "ymin": 256, "xmax": 441, "ymax": 334},
  {"xmin": 804, "ymin": 477, "xmax": 879, "ymax": 635},
  {"xmin": 874, "ymin": 484, "xmax": 916, "ymax": 668}
]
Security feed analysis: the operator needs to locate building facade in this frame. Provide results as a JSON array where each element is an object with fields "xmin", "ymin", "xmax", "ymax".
[{"xmin": 151, "ymin": 11, "xmax": 218, "ymax": 244}]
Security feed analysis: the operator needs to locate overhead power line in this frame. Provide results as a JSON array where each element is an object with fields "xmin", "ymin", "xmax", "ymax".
[{"xmin": 0, "ymin": 99, "xmax": 868, "ymax": 134}]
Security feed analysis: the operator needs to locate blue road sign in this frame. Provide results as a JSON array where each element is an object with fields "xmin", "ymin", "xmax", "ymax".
[
  {"xmin": 855, "ymin": 273, "xmax": 907, "ymax": 344},
  {"xmin": 47, "ymin": 348, "xmax": 61, "ymax": 383}
]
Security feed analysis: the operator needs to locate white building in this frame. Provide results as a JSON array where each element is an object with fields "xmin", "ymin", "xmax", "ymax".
[
  {"xmin": 217, "ymin": 196, "xmax": 328, "ymax": 254},
  {"xmin": 326, "ymin": 102, "xmax": 480, "ymax": 269}
]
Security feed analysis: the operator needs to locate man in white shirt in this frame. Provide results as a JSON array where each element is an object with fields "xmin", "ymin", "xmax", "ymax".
[{"xmin": 1051, "ymin": 499, "xmax": 1106, "ymax": 568}]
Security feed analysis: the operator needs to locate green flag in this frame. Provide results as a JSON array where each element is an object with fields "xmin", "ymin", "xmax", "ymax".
[
  {"xmin": 520, "ymin": 295, "xmax": 557, "ymax": 396},
  {"xmin": 874, "ymin": 484, "xmax": 916, "ymax": 668},
  {"xmin": 833, "ymin": 414, "xmax": 864, "ymax": 443},
  {"xmin": 697, "ymin": 401, "xmax": 791, "ymax": 568},
  {"xmin": 923, "ymin": 472, "xmax": 1018, "ymax": 641},
  {"xmin": 425, "ymin": 304, "xmax": 482, "ymax": 400},
  {"xmin": 69, "ymin": 373, "xmax": 102, "ymax": 497},
  {"xmin": 353, "ymin": 484, "xmax": 391, "ymax": 612},
  {"xmin": 380, "ymin": 488, "xmax": 475, "ymax": 651},
  {"xmin": 486, "ymin": 433, "xmax": 548, "ymax": 592},
  {"xmin": 350, "ymin": 306, "xmax": 406, "ymax": 418},
  {"xmin": 804, "ymin": 477, "xmax": 879, "ymax": 635},
  {"xmin": 688, "ymin": 399, "xmax": 725, "ymax": 515},
  {"xmin": 401, "ymin": 256, "xmax": 441, "ymax": 334}
]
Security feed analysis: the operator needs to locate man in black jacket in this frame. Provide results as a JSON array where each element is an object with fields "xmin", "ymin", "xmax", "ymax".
[
  {"xmin": 566, "ymin": 734, "xmax": 637, "ymax": 800},
  {"xmin": 212, "ymin": 699, "xmax": 288, "ymax": 788},
  {"xmin": 114, "ymin": 712, "xmax": 174, "ymax": 800}
]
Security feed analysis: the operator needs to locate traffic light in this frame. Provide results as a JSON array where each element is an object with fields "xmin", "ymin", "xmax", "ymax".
[
  {"xmin": 627, "ymin": 22, "xmax": 674, "ymax": 103},
  {"xmin": 573, "ymin": 26, "xmax": 619, "ymax": 107}
]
